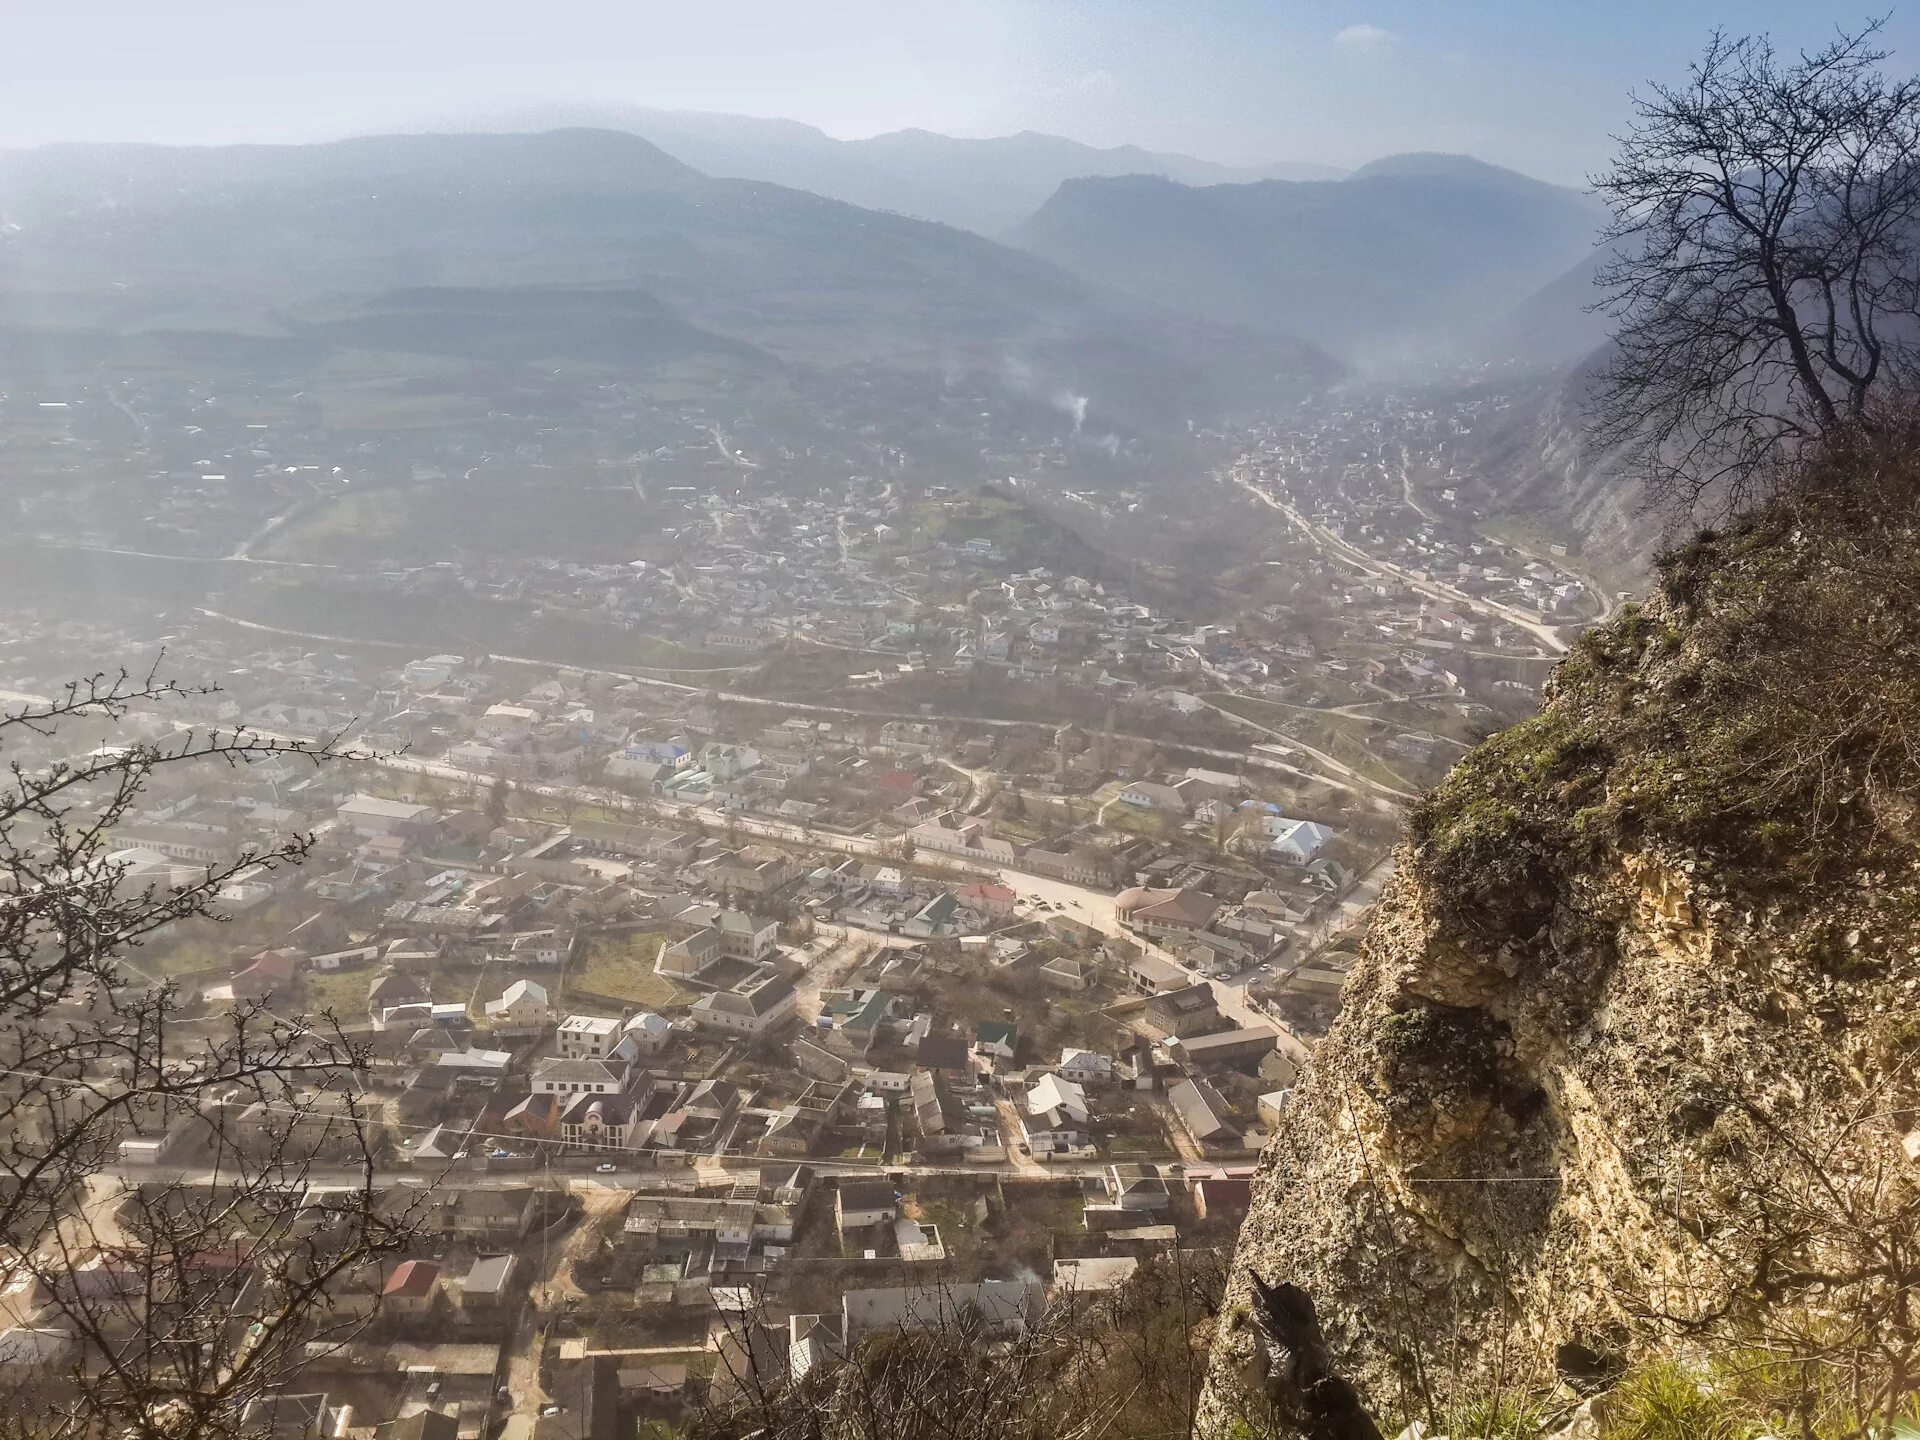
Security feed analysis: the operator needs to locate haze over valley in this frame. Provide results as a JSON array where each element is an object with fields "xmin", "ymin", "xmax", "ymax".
[{"xmin": 3, "ymin": 7, "xmax": 1914, "ymax": 1438}]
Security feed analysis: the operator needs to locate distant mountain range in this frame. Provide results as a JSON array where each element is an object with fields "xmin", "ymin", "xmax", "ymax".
[
  {"xmin": 425, "ymin": 104, "xmax": 1345, "ymax": 236},
  {"xmin": 0, "ymin": 129, "xmax": 1337, "ymax": 434},
  {"xmin": 1013, "ymin": 152, "xmax": 1606, "ymax": 364}
]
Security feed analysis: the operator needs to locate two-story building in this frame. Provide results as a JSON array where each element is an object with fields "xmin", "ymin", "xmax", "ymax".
[{"xmin": 556, "ymin": 1013, "xmax": 623, "ymax": 1059}]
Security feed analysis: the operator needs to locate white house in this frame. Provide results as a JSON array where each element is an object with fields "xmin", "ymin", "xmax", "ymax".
[
  {"xmin": 842, "ymin": 1279, "xmax": 1040, "ymax": 1340},
  {"xmin": 531, "ymin": 1057, "xmax": 628, "ymax": 1096},
  {"xmin": 1038, "ymin": 955, "xmax": 1089, "ymax": 991},
  {"xmin": 478, "ymin": 703, "xmax": 540, "ymax": 740},
  {"xmin": 1119, "ymin": 781, "xmax": 1188, "ymax": 815},
  {"xmin": 1022, "ymin": 1076, "xmax": 1095, "ymax": 1157},
  {"xmin": 1027, "ymin": 1072, "xmax": 1089, "ymax": 1126},
  {"xmin": 657, "ymin": 910, "xmax": 779, "ymax": 979},
  {"xmin": 508, "ymin": 933, "xmax": 565, "ymax": 967},
  {"xmin": 974, "ymin": 1022, "xmax": 1018, "ymax": 1062},
  {"xmin": 336, "ymin": 794, "xmax": 435, "ymax": 839},
  {"xmin": 447, "ymin": 741, "xmax": 498, "ymax": 772},
  {"xmin": 1025, "ymin": 1072, "xmax": 1090, "ymax": 1140},
  {"xmin": 699, "ymin": 742, "xmax": 761, "ymax": 782},
  {"xmin": 556, "ymin": 1013, "xmax": 623, "ymax": 1060},
  {"xmin": 403, "ymin": 654, "xmax": 463, "ymax": 689},
  {"xmin": 835, "ymin": 1180, "xmax": 898, "ymax": 1237},
  {"xmin": 623, "ymin": 1011, "xmax": 674, "ymax": 1053},
  {"xmin": 1056, "ymin": 1048, "xmax": 1113, "ymax": 1087},
  {"xmin": 689, "ymin": 970, "xmax": 798, "ymax": 1038},
  {"xmin": 1257, "ymin": 816, "xmax": 1335, "ymax": 865},
  {"xmin": 559, "ymin": 1092, "xmax": 639, "ymax": 1151}
]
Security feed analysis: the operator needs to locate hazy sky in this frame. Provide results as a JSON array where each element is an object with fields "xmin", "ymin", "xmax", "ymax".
[{"xmin": 5, "ymin": 1, "xmax": 1916, "ymax": 181}]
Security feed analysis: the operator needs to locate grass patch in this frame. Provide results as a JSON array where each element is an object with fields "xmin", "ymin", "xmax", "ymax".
[
  {"xmin": 262, "ymin": 489, "xmax": 414, "ymax": 558},
  {"xmin": 1601, "ymin": 1360, "xmax": 1744, "ymax": 1440},
  {"xmin": 566, "ymin": 933, "xmax": 690, "ymax": 1011},
  {"xmin": 301, "ymin": 963, "xmax": 380, "ymax": 1022},
  {"xmin": 223, "ymin": 570, "xmax": 726, "ymax": 674}
]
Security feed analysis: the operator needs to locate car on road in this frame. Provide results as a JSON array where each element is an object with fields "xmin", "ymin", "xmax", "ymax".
[{"xmin": 595, "ymin": 1163, "xmax": 619, "ymax": 1174}]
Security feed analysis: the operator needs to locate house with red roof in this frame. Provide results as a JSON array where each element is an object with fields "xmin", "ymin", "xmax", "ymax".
[
  {"xmin": 957, "ymin": 882, "xmax": 1016, "ymax": 919},
  {"xmin": 382, "ymin": 1258, "xmax": 440, "ymax": 1314}
]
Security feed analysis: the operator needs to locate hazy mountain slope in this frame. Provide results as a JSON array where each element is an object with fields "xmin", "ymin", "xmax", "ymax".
[
  {"xmin": 1012, "ymin": 154, "xmax": 1603, "ymax": 362},
  {"xmin": 0, "ymin": 128, "xmax": 700, "ymax": 217},
  {"xmin": 430, "ymin": 103, "xmax": 1344, "ymax": 233},
  {"xmin": 293, "ymin": 286, "xmax": 766, "ymax": 369},
  {"xmin": 1480, "ymin": 247, "xmax": 1617, "ymax": 366},
  {"xmin": 0, "ymin": 129, "xmax": 1337, "ymax": 430},
  {"xmin": 1438, "ymin": 357, "xmax": 1660, "ymax": 579}
]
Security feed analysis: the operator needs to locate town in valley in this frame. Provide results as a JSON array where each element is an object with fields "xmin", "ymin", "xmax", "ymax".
[{"xmin": 0, "ymin": 362, "xmax": 1611, "ymax": 1437}]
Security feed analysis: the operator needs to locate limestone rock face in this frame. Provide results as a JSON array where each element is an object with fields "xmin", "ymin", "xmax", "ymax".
[{"xmin": 1204, "ymin": 488, "xmax": 1920, "ymax": 1433}]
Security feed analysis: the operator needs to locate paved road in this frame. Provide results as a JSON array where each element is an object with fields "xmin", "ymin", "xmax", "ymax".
[
  {"xmin": 104, "ymin": 1150, "xmax": 1154, "ymax": 1192},
  {"xmin": 191, "ymin": 609, "xmax": 1392, "ymax": 798},
  {"xmin": 356, "ymin": 749, "xmax": 1134, "ymax": 921},
  {"xmin": 1399, "ymin": 440, "xmax": 1618, "ymax": 632},
  {"xmin": 380, "ymin": 753, "xmax": 1337, "ymax": 1065},
  {"xmin": 1235, "ymin": 473, "xmax": 1570, "ymax": 655},
  {"xmin": 1287, "ymin": 850, "xmax": 1396, "ymax": 960},
  {"xmin": 1199, "ymin": 698, "xmax": 1418, "ymax": 804},
  {"xmin": 937, "ymin": 757, "xmax": 998, "ymax": 816},
  {"xmin": 31, "ymin": 538, "xmax": 340, "ymax": 571}
]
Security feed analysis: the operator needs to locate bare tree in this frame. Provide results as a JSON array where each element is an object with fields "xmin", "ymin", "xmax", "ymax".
[
  {"xmin": 1592, "ymin": 20, "xmax": 1920, "ymax": 518},
  {"xmin": 0, "ymin": 669, "xmax": 416, "ymax": 1440}
]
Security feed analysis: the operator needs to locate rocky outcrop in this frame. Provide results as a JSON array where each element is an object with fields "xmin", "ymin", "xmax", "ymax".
[{"xmin": 1205, "ymin": 469, "xmax": 1920, "ymax": 1433}]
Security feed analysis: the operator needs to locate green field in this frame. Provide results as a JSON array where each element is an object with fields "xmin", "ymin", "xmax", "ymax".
[
  {"xmin": 218, "ymin": 572, "xmax": 726, "ymax": 675},
  {"xmin": 565, "ymin": 932, "xmax": 690, "ymax": 1011},
  {"xmin": 301, "ymin": 962, "xmax": 380, "ymax": 1021},
  {"xmin": 1206, "ymin": 692, "xmax": 1422, "ymax": 791},
  {"xmin": 881, "ymin": 486, "xmax": 1115, "ymax": 579}
]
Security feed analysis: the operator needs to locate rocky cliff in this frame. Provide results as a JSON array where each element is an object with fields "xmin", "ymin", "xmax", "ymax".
[
  {"xmin": 1206, "ymin": 456, "xmax": 1920, "ymax": 1434},
  {"xmin": 1455, "ymin": 360, "xmax": 1662, "ymax": 583}
]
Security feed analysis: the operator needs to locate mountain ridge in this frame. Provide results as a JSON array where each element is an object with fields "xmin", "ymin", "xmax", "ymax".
[
  {"xmin": 0, "ymin": 127, "xmax": 1339, "ymax": 436},
  {"xmin": 1012, "ymin": 157, "xmax": 1605, "ymax": 363},
  {"xmin": 410, "ymin": 103, "xmax": 1345, "ymax": 233}
]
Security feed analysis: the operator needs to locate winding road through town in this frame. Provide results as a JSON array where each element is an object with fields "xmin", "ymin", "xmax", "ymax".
[{"xmin": 1233, "ymin": 472, "xmax": 1572, "ymax": 654}]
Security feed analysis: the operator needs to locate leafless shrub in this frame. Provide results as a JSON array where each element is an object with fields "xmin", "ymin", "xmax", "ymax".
[
  {"xmin": 1624, "ymin": 1061, "xmax": 1920, "ymax": 1439},
  {"xmin": 0, "ymin": 668, "xmax": 418, "ymax": 1440},
  {"xmin": 691, "ymin": 1251, "xmax": 1236, "ymax": 1440}
]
